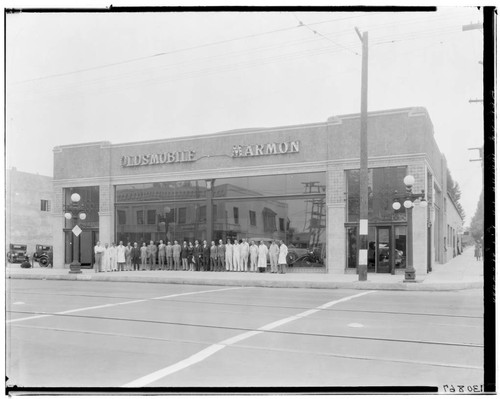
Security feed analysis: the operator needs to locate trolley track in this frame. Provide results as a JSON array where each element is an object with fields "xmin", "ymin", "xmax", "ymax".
[
  {"xmin": 8, "ymin": 289, "xmax": 483, "ymax": 320},
  {"xmin": 11, "ymin": 322, "xmax": 481, "ymax": 371},
  {"xmin": 7, "ymin": 310, "xmax": 483, "ymax": 348}
]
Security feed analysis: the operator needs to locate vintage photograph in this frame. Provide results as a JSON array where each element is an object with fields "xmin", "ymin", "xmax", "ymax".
[{"xmin": 5, "ymin": 6, "xmax": 488, "ymax": 393}]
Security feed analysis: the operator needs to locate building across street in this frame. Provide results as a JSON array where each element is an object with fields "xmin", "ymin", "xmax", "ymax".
[{"xmin": 50, "ymin": 106, "xmax": 463, "ymax": 275}]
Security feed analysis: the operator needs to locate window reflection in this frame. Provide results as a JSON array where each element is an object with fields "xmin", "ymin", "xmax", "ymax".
[
  {"xmin": 115, "ymin": 173, "xmax": 326, "ymax": 267},
  {"xmin": 213, "ymin": 172, "xmax": 326, "ymax": 198},
  {"xmin": 346, "ymin": 167, "xmax": 407, "ymax": 222}
]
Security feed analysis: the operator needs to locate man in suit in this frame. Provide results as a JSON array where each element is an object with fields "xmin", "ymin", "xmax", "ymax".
[
  {"xmin": 194, "ymin": 240, "xmax": 202, "ymax": 271},
  {"xmin": 217, "ymin": 239, "xmax": 226, "ymax": 272},
  {"xmin": 166, "ymin": 241, "xmax": 173, "ymax": 270},
  {"xmin": 210, "ymin": 241, "xmax": 218, "ymax": 272},
  {"xmin": 131, "ymin": 242, "xmax": 141, "ymax": 271},
  {"xmin": 172, "ymin": 240, "xmax": 181, "ymax": 270},
  {"xmin": 202, "ymin": 240, "xmax": 210, "ymax": 271},
  {"xmin": 147, "ymin": 240, "xmax": 157, "ymax": 271},
  {"xmin": 158, "ymin": 240, "xmax": 166, "ymax": 270}
]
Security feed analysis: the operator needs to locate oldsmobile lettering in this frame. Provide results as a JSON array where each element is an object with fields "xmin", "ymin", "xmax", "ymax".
[
  {"xmin": 121, "ymin": 150, "xmax": 196, "ymax": 167},
  {"xmin": 232, "ymin": 140, "xmax": 300, "ymax": 158}
]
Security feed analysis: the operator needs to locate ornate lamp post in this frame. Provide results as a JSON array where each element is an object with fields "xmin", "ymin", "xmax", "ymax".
[
  {"xmin": 392, "ymin": 175, "xmax": 427, "ymax": 282},
  {"xmin": 64, "ymin": 193, "xmax": 87, "ymax": 274}
]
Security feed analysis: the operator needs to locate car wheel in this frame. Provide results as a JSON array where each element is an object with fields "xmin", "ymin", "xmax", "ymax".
[
  {"xmin": 39, "ymin": 256, "xmax": 49, "ymax": 267},
  {"xmin": 286, "ymin": 252, "xmax": 298, "ymax": 265}
]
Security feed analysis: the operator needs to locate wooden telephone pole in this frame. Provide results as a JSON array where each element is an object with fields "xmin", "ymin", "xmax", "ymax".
[{"xmin": 355, "ymin": 27, "xmax": 368, "ymax": 281}]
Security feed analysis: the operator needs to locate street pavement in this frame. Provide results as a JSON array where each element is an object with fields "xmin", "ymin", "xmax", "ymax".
[
  {"xmin": 7, "ymin": 246, "xmax": 484, "ymax": 291},
  {"xmin": 6, "ymin": 278, "xmax": 483, "ymax": 391}
]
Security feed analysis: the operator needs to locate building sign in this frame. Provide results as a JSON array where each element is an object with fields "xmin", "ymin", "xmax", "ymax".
[
  {"xmin": 121, "ymin": 151, "xmax": 196, "ymax": 167},
  {"xmin": 232, "ymin": 141, "xmax": 300, "ymax": 158}
]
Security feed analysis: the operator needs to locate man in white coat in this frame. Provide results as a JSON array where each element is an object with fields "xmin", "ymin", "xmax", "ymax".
[
  {"xmin": 109, "ymin": 243, "xmax": 118, "ymax": 272},
  {"xmin": 225, "ymin": 238, "xmax": 233, "ymax": 271},
  {"xmin": 258, "ymin": 241, "xmax": 269, "ymax": 273},
  {"xmin": 278, "ymin": 240, "xmax": 288, "ymax": 274},
  {"xmin": 240, "ymin": 238, "xmax": 250, "ymax": 272},
  {"xmin": 103, "ymin": 243, "xmax": 111, "ymax": 272},
  {"xmin": 249, "ymin": 241, "xmax": 259, "ymax": 272},
  {"xmin": 117, "ymin": 241, "xmax": 126, "ymax": 271},
  {"xmin": 233, "ymin": 239, "xmax": 241, "ymax": 272},
  {"xmin": 269, "ymin": 240, "xmax": 279, "ymax": 273}
]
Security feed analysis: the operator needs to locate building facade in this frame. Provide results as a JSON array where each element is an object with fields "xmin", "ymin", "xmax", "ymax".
[
  {"xmin": 6, "ymin": 167, "xmax": 54, "ymax": 256},
  {"xmin": 51, "ymin": 107, "xmax": 453, "ymax": 274}
]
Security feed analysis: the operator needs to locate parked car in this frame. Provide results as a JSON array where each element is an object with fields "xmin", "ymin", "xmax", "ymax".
[
  {"xmin": 33, "ymin": 245, "xmax": 53, "ymax": 267},
  {"xmin": 7, "ymin": 244, "xmax": 29, "ymax": 263}
]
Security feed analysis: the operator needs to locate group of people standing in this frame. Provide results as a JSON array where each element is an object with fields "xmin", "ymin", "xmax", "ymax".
[{"xmin": 93, "ymin": 238, "xmax": 289, "ymax": 274}]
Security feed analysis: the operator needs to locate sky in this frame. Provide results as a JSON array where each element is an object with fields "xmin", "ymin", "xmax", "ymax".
[{"xmin": 5, "ymin": 6, "xmax": 484, "ymax": 226}]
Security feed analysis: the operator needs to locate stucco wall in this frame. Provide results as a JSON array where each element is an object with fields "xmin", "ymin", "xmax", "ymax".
[{"xmin": 6, "ymin": 168, "xmax": 54, "ymax": 256}]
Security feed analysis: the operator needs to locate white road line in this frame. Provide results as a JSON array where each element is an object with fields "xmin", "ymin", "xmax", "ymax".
[
  {"xmin": 122, "ymin": 290, "xmax": 376, "ymax": 388},
  {"xmin": 7, "ymin": 287, "xmax": 246, "ymax": 324}
]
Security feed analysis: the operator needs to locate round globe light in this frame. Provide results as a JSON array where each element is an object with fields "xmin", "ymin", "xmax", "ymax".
[
  {"xmin": 64, "ymin": 212, "xmax": 72, "ymax": 220},
  {"xmin": 79, "ymin": 212, "xmax": 87, "ymax": 220},
  {"xmin": 404, "ymin": 199, "xmax": 413, "ymax": 209},
  {"xmin": 164, "ymin": 206, "xmax": 171, "ymax": 213},
  {"xmin": 392, "ymin": 201, "xmax": 401, "ymax": 210},
  {"xmin": 70, "ymin": 193, "xmax": 81, "ymax": 203},
  {"xmin": 420, "ymin": 199, "xmax": 428, "ymax": 208},
  {"xmin": 403, "ymin": 175, "xmax": 415, "ymax": 187}
]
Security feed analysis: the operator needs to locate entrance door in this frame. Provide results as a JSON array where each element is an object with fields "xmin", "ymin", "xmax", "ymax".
[{"xmin": 376, "ymin": 227, "xmax": 391, "ymax": 273}]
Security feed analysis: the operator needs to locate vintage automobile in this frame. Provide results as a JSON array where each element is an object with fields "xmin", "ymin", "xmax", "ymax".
[
  {"xmin": 33, "ymin": 245, "xmax": 53, "ymax": 267},
  {"xmin": 7, "ymin": 244, "xmax": 29, "ymax": 263}
]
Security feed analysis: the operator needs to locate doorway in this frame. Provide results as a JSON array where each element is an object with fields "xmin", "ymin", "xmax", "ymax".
[{"xmin": 376, "ymin": 227, "xmax": 391, "ymax": 273}]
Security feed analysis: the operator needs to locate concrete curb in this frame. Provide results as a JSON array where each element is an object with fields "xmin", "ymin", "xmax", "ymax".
[{"xmin": 7, "ymin": 273, "xmax": 483, "ymax": 291}]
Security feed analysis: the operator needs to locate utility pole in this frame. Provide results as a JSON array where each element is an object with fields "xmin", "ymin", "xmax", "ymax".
[{"xmin": 355, "ymin": 27, "xmax": 368, "ymax": 281}]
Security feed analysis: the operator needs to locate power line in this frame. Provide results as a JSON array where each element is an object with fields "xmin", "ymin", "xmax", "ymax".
[
  {"xmin": 294, "ymin": 15, "xmax": 360, "ymax": 56},
  {"xmin": 13, "ymin": 14, "xmax": 375, "ymax": 85}
]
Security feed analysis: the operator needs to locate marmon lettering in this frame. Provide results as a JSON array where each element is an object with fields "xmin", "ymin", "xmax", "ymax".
[
  {"xmin": 232, "ymin": 141, "xmax": 300, "ymax": 158},
  {"xmin": 121, "ymin": 150, "xmax": 196, "ymax": 167}
]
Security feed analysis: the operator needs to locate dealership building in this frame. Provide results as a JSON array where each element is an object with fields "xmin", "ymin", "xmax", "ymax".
[{"xmin": 51, "ymin": 106, "xmax": 458, "ymax": 274}]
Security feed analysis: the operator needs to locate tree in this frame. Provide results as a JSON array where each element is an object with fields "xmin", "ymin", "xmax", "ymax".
[
  {"xmin": 469, "ymin": 190, "xmax": 484, "ymax": 242},
  {"xmin": 447, "ymin": 168, "xmax": 466, "ymax": 220}
]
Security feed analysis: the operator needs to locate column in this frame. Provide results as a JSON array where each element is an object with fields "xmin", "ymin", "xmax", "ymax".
[
  {"xmin": 51, "ymin": 186, "xmax": 65, "ymax": 269},
  {"xmin": 99, "ymin": 183, "xmax": 113, "ymax": 246},
  {"xmin": 326, "ymin": 166, "xmax": 346, "ymax": 274}
]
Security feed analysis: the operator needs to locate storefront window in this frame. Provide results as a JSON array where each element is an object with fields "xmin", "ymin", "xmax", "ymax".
[
  {"xmin": 115, "ymin": 172, "xmax": 326, "ymax": 268},
  {"xmin": 346, "ymin": 167, "xmax": 408, "ymax": 222}
]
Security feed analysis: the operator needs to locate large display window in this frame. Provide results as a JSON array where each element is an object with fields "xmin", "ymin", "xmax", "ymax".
[
  {"xmin": 346, "ymin": 166, "xmax": 407, "ymax": 222},
  {"xmin": 114, "ymin": 172, "xmax": 326, "ymax": 268}
]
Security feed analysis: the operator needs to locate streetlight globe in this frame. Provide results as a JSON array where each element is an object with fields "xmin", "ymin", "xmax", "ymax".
[
  {"xmin": 404, "ymin": 199, "xmax": 413, "ymax": 209},
  {"xmin": 64, "ymin": 212, "xmax": 72, "ymax": 220},
  {"xmin": 420, "ymin": 199, "xmax": 428, "ymax": 208},
  {"xmin": 392, "ymin": 201, "xmax": 401, "ymax": 210},
  {"xmin": 70, "ymin": 193, "xmax": 81, "ymax": 203},
  {"xmin": 403, "ymin": 175, "xmax": 415, "ymax": 187},
  {"xmin": 79, "ymin": 212, "xmax": 87, "ymax": 220}
]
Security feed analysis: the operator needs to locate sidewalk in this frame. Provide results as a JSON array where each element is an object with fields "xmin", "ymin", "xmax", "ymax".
[{"xmin": 6, "ymin": 247, "xmax": 483, "ymax": 291}]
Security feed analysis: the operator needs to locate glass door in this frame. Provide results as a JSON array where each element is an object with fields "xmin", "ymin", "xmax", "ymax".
[{"xmin": 376, "ymin": 227, "xmax": 391, "ymax": 273}]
